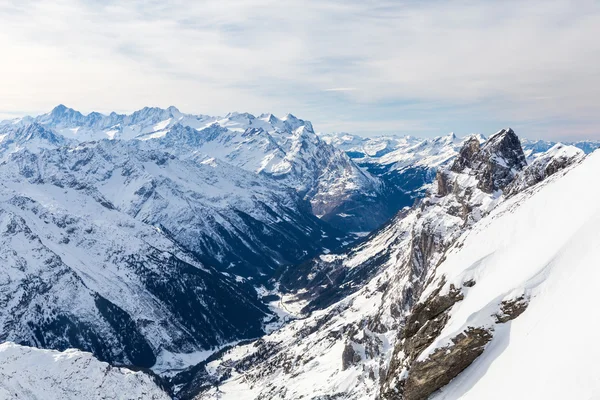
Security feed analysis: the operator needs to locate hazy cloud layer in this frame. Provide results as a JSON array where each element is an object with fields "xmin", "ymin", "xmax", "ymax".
[{"xmin": 1, "ymin": 0, "xmax": 599, "ymax": 139}]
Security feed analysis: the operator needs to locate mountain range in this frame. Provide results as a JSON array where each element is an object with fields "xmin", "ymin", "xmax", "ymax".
[{"xmin": 0, "ymin": 106, "xmax": 598, "ymax": 399}]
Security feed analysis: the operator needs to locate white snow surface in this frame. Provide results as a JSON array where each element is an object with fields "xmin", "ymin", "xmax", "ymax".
[
  {"xmin": 0, "ymin": 342, "xmax": 169, "ymax": 400},
  {"xmin": 423, "ymin": 151, "xmax": 600, "ymax": 399}
]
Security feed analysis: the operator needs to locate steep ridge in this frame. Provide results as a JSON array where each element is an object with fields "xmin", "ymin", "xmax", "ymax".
[
  {"xmin": 382, "ymin": 145, "xmax": 595, "ymax": 399},
  {"xmin": 182, "ymin": 129, "xmax": 584, "ymax": 400},
  {"xmin": 0, "ymin": 342, "xmax": 169, "ymax": 399}
]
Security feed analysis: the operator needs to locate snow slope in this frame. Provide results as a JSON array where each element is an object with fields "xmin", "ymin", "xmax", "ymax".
[
  {"xmin": 420, "ymin": 150, "xmax": 600, "ymax": 399},
  {"xmin": 0, "ymin": 342, "xmax": 169, "ymax": 399}
]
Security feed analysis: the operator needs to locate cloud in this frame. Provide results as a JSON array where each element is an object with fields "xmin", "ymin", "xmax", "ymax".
[{"xmin": 0, "ymin": 0, "xmax": 599, "ymax": 139}]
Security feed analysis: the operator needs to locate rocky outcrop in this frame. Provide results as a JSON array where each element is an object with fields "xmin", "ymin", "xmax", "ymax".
[
  {"xmin": 400, "ymin": 327, "xmax": 493, "ymax": 400},
  {"xmin": 450, "ymin": 129, "xmax": 527, "ymax": 193},
  {"xmin": 450, "ymin": 136, "xmax": 481, "ymax": 173},
  {"xmin": 342, "ymin": 342, "xmax": 362, "ymax": 370},
  {"xmin": 381, "ymin": 288, "xmax": 529, "ymax": 400},
  {"xmin": 435, "ymin": 171, "xmax": 452, "ymax": 197},
  {"xmin": 474, "ymin": 128, "xmax": 527, "ymax": 193},
  {"xmin": 382, "ymin": 282, "xmax": 465, "ymax": 399},
  {"xmin": 494, "ymin": 296, "xmax": 529, "ymax": 323}
]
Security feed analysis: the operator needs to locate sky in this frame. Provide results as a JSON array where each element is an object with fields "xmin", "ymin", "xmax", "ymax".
[{"xmin": 0, "ymin": 0, "xmax": 599, "ymax": 140}]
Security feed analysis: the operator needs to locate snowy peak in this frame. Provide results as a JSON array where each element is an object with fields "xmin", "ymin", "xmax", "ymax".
[
  {"xmin": 46, "ymin": 104, "xmax": 86, "ymax": 125},
  {"xmin": 450, "ymin": 135, "xmax": 482, "ymax": 173},
  {"xmin": 505, "ymin": 143, "xmax": 584, "ymax": 196},
  {"xmin": 128, "ymin": 105, "xmax": 181, "ymax": 125}
]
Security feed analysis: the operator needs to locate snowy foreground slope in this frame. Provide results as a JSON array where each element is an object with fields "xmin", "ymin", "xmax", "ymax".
[
  {"xmin": 392, "ymin": 148, "xmax": 600, "ymax": 399},
  {"xmin": 184, "ymin": 129, "xmax": 590, "ymax": 400},
  {"xmin": 0, "ymin": 342, "xmax": 169, "ymax": 399}
]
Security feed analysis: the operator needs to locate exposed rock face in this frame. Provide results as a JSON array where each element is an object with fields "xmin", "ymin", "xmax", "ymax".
[
  {"xmin": 382, "ymin": 282, "xmax": 465, "ymax": 399},
  {"xmin": 381, "ymin": 287, "xmax": 525, "ymax": 400},
  {"xmin": 494, "ymin": 296, "xmax": 529, "ymax": 323},
  {"xmin": 400, "ymin": 327, "xmax": 493, "ymax": 400},
  {"xmin": 450, "ymin": 129, "xmax": 527, "ymax": 193},
  {"xmin": 450, "ymin": 136, "xmax": 481, "ymax": 173},
  {"xmin": 473, "ymin": 128, "xmax": 527, "ymax": 193},
  {"xmin": 435, "ymin": 171, "xmax": 452, "ymax": 197},
  {"xmin": 342, "ymin": 342, "xmax": 362, "ymax": 370}
]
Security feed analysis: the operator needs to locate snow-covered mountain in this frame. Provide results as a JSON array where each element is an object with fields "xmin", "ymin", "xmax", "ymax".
[
  {"xmin": 319, "ymin": 132, "xmax": 474, "ymax": 218},
  {"xmin": 8, "ymin": 139, "xmax": 345, "ymax": 278},
  {"xmin": 382, "ymin": 143, "xmax": 596, "ymax": 400},
  {"xmin": 0, "ymin": 147, "xmax": 274, "ymax": 367},
  {"xmin": 1, "ymin": 106, "xmax": 390, "ymax": 232},
  {"xmin": 182, "ymin": 129, "xmax": 588, "ymax": 400},
  {"xmin": 0, "ymin": 342, "xmax": 169, "ymax": 399},
  {"xmin": 521, "ymin": 137, "xmax": 600, "ymax": 158}
]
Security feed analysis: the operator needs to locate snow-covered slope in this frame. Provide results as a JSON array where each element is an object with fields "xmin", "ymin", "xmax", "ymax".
[
  {"xmin": 429, "ymin": 152, "xmax": 600, "ymax": 400},
  {"xmin": 6, "ymin": 139, "xmax": 343, "ymax": 278},
  {"xmin": 0, "ymin": 342, "xmax": 169, "ymax": 399},
  {"xmin": 0, "ymin": 145, "xmax": 277, "ymax": 368},
  {"xmin": 521, "ymin": 137, "xmax": 600, "ymax": 158},
  {"xmin": 175, "ymin": 129, "xmax": 586, "ymax": 400},
  {"xmin": 383, "ymin": 144, "xmax": 598, "ymax": 400}
]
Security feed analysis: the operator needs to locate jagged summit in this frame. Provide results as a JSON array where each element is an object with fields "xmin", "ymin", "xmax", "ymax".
[{"xmin": 447, "ymin": 128, "xmax": 527, "ymax": 193}]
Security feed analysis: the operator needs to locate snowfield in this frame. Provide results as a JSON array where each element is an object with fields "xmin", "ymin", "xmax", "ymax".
[{"xmin": 0, "ymin": 342, "xmax": 169, "ymax": 399}]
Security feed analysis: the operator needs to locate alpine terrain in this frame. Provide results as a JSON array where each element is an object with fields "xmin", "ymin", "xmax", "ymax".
[{"xmin": 0, "ymin": 106, "xmax": 598, "ymax": 400}]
